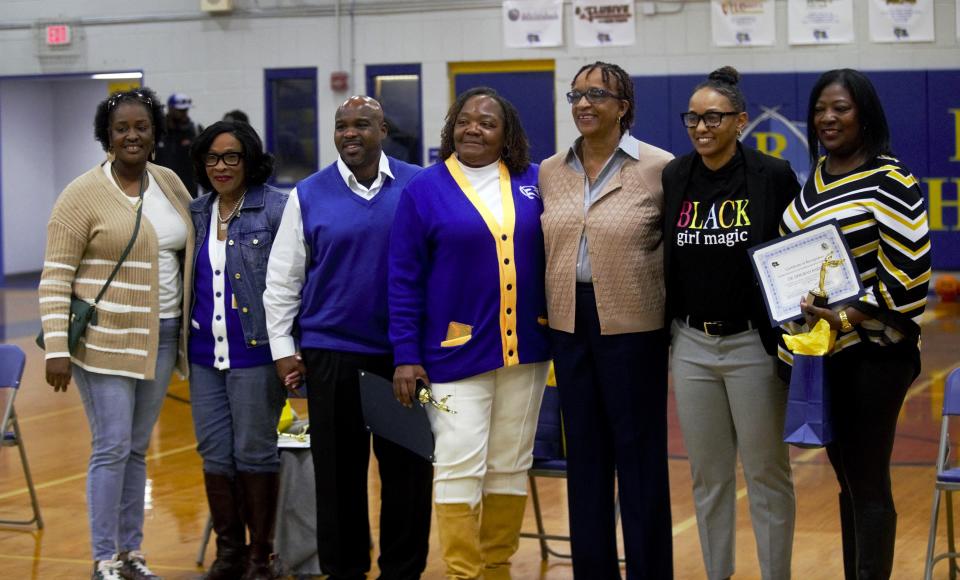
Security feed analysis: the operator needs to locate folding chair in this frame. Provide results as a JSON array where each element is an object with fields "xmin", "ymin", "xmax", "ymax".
[
  {"xmin": 0, "ymin": 344, "xmax": 43, "ymax": 529},
  {"xmin": 924, "ymin": 367, "xmax": 960, "ymax": 580},
  {"xmin": 520, "ymin": 383, "xmax": 571, "ymax": 560}
]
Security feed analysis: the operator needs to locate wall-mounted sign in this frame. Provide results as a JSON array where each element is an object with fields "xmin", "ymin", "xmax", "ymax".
[
  {"xmin": 45, "ymin": 24, "xmax": 72, "ymax": 46},
  {"xmin": 711, "ymin": 0, "xmax": 776, "ymax": 47},
  {"xmin": 503, "ymin": 0, "xmax": 563, "ymax": 48}
]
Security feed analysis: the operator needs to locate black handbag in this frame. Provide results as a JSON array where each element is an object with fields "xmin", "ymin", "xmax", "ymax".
[{"xmin": 36, "ymin": 181, "xmax": 145, "ymax": 355}]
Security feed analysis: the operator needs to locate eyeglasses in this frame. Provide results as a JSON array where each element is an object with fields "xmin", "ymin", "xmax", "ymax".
[
  {"xmin": 204, "ymin": 152, "xmax": 243, "ymax": 167},
  {"xmin": 681, "ymin": 111, "xmax": 739, "ymax": 129},
  {"xmin": 566, "ymin": 88, "xmax": 623, "ymax": 105}
]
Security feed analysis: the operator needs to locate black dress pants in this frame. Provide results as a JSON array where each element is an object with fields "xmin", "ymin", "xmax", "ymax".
[
  {"xmin": 549, "ymin": 284, "xmax": 673, "ymax": 579},
  {"xmin": 302, "ymin": 349, "xmax": 434, "ymax": 580},
  {"xmin": 825, "ymin": 340, "xmax": 919, "ymax": 580}
]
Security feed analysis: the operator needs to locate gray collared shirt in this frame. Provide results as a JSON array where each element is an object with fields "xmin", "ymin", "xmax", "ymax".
[{"xmin": 565, "ymin": 133, "xmax": 642, "ymax": 282}]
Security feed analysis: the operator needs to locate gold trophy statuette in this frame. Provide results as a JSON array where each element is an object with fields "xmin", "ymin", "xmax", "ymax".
[
  {"xmin": 416, "ymin": 381, "xmax": 457, "ymax": 414},
  {"xmin": 807, "ymin": 251, "xmax": 845, "ymax": 308}
]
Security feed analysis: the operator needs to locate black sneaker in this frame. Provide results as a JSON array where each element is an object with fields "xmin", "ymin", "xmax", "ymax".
[{"xmin": 118, "ymin": 551, "xmax": 163, "ymax": 580}]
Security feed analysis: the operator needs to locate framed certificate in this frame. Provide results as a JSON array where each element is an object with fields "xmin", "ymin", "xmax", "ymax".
[{"xmin": 748, "ymin": 221, "xmax": 864, "ymax": 326}]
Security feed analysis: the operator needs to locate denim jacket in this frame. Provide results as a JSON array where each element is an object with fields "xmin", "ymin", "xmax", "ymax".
[{"xmin": 190, "ymin": 184, "xmax": 288, "ymax": 346}]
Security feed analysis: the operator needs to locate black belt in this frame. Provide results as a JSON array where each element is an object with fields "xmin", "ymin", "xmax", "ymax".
[{"xmin": 683, "ymin": 316, "xmax": 753, "ymax": 337}]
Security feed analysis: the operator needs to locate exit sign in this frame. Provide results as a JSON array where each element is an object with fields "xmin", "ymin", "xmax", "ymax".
[{"xmin": 45, "ymin": 24, "xmax": 71, "ymax": 46}]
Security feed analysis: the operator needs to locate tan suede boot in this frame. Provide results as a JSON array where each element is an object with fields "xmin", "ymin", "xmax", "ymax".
[
  {"xmin": 435, "ymin": 502, "xmax": 484, "ymax": 580},
  {"xmin": 479, "ymin": 494, "xmax": 528, "ymax": 580}
]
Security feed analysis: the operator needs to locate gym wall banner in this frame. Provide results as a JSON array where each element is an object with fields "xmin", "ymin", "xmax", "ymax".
[
  {"xmin": 787, "ymin": 0, "xmax": 854, "ymax": 45},
  {"xmin": 869, "ymin": 0, "xmax": 935, "ymax": 43},
  {"xmin": 711, "ymin": 0, "xmax": 776, "ymax": 47},
  {"xmin": 503, "ymin": 0, "xmax": 563, "ymax": 48}
]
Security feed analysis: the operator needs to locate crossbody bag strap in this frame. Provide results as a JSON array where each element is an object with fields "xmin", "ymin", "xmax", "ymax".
[{"xmin": 93, "ymin": 172, "xmax": 146, "ymax": 305}]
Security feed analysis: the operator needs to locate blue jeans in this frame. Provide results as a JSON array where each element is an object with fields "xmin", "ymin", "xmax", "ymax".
[
  {"xmin": 189, "ymin": 363, "xmax": 285, "ymax": 475},
  {"xmin": 74, "ymin": 318, "xmax": 180, "ymax": 561}
]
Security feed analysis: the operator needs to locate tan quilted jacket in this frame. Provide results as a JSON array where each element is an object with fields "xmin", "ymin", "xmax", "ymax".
[{"xmin": 539, "ymin": 141, "xmax": 672, "ymax": 335}]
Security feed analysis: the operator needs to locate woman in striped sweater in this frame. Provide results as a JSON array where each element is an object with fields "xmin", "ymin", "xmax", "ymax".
[
  {"xmin": 39, "ymin": 88, "xmax": 194, "ymax": 580},
  {"xmin": 781, "ymin": 69, "xmax": 931, "ymax": 579}
]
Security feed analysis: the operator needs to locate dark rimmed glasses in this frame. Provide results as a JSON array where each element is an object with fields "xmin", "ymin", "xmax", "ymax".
[
  {"xmin": 204, "ymin": 152, "xmax": 243, "ymax": 167},
  {"xmin": 681, "ymin": 111, "xmax": 739, "ymax": 129},
  {"xmin": 566, "ymin": 87, "xmax": 623, "ymax": 105}
]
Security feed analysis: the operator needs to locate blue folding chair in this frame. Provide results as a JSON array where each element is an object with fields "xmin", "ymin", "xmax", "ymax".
[
  {"xmin": 0, "ymin": 344, "xmax": 43, "ymax": 529},
  {"xmin": 924, "ymin": 367, "xmax": 960, "ymax": 580}
]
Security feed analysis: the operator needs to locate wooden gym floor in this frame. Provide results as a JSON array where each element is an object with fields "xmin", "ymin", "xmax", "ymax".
[{"xmin": 0, "ymin": 280, "xmax": 957, "ymax": 579}]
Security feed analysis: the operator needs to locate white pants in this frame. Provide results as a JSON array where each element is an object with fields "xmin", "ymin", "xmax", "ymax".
[{"xmin": 428, "ymin": 362, "xmax": 549, "ymax": 507}]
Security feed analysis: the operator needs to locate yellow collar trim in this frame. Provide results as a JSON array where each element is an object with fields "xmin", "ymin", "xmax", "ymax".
[{"xmin": 445, "ymin": 155, "xmax": 521, "ymax": 367}]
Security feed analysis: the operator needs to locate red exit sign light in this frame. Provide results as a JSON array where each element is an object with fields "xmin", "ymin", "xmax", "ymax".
[{"xmin": 45, "ymin": 25, "xmax": 72, "ymax": 46}]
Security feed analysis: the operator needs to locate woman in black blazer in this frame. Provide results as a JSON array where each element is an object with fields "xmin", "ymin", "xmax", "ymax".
[{"xmin": 661, "ymin": 66, "xmax": 800, "ymax": 580}]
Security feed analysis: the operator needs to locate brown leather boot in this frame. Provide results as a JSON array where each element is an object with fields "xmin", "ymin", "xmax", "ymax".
[
  {"xmin": 237, "ymin": 471, "xmax": 279, "ymax": 580},
  {"xmin": 203, "ymin": 472, "xmax": 246, "ymax": 580}
]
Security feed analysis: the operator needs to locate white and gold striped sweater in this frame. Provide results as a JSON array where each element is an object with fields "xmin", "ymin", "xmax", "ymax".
[
  {"xmin": 779, "ymin": 155, "xmax": 931, "ymax": 362},
  {"xmin": 39, "ymin": 162, "xmax": 195, "ymax": 380}
]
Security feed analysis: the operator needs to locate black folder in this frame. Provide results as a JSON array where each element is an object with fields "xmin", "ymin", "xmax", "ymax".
[{"xmin": 358, "ymin": 370, "xmax": 435, "ymax": 462}]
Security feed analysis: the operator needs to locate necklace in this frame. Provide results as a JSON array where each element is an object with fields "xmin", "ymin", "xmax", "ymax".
[
  {"xmin": 111, "ymin": 164, "xmax": 147, "ymax": 205},
  {"xmin": 216, "ymin": 190, "xmax": 247, "ymax": 231},
  {"xmin": 110, "ymin": 163, "xmax": 147, "ymax": 198}
]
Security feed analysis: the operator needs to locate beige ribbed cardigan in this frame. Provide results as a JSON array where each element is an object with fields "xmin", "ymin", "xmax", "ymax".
[
  {"xmin": 539, "ymin": 141, "xmax": 673, "ymax": 335},
  {"xmin": 38, "ymin": 162, "xmax": 195, "ymax": 379}
]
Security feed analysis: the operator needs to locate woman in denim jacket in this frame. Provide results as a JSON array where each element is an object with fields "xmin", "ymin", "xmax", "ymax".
[{"xmin": 188, "ymin": 121, "xmax": 288, "ymax": 580}]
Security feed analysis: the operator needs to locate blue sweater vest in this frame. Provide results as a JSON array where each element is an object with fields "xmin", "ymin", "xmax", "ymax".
[
  {"xmin": 389, "ymin": 159, "xmax": 551, "ymax": 383},
  {"xmin": 296, "ymin": 158, "xmax": 421, "ymax": 354}
]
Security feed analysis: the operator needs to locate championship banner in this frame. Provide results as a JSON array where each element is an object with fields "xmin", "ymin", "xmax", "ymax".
[
  {"xmin": 503, "ymin": 0, "xmax": 563, "ymax": 48},
  {"xmin": 711, "ymin": 0, "xmax": 776, "ymax": 47},
  {"xmin": 573, "ymin": 0, "xmax": 636, "ymax": 47},
  {"xmin": 788, "ymin": 0, "xmax": 854, "ymax": 45},
  {"xmin": 868, "ymin": 0, "xmax": 935, "ymax": 43}
]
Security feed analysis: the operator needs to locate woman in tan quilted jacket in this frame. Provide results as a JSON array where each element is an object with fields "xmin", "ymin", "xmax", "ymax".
[{"xmin": 539, "ymin": 61, "xmax": 674, "ymax": 579}]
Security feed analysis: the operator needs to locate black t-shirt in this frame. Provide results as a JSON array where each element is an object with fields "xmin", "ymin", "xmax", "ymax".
[{"xmin": 671, "ymin": 150, "xmax": 753, "ymax": 321}]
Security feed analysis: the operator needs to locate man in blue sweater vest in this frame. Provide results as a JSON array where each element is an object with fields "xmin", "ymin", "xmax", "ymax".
[{"xmin": 264, "ymin": 96, "xmax": 432, "ymax": 580}]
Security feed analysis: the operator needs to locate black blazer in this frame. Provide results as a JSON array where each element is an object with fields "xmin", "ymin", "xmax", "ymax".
[{"xmin": 662, "ymin": 144, "xmax": 801, "ymax": 355}]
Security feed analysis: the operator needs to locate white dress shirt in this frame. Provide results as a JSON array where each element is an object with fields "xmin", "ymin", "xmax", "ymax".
[{"xmin": 263, "ymin": 152, "xmax": 395, "ymax": 360}]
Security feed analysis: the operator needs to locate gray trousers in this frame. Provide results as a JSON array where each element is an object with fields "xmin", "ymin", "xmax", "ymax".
[{"xmin": 671, "ymin": 319, "xmax": 796, "ymax": 580}]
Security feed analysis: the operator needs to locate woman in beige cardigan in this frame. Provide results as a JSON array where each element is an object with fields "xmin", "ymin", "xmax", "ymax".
[
  {"xmin": 539, "ymin": 61, "xmax": 674, "ymax": 579},
  {"xmin": 38, "ymin": 87, "xmax": 194, "ymax": 580}
]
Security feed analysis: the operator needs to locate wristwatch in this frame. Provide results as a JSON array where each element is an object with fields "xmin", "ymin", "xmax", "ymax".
[{"xmin": 838, "ymin": 310, "xmax": 854, "ymax": 333}]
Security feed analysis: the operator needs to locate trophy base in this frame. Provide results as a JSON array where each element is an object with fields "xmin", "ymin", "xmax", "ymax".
[{"xmin": 806, "ymin": 291, "xmax": 828, "ymax": 308}]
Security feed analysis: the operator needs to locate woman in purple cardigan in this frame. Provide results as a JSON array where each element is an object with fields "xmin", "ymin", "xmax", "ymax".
[{"xmin": 389, "ymin": 87, "xmax": 550, "ymax": 579}]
